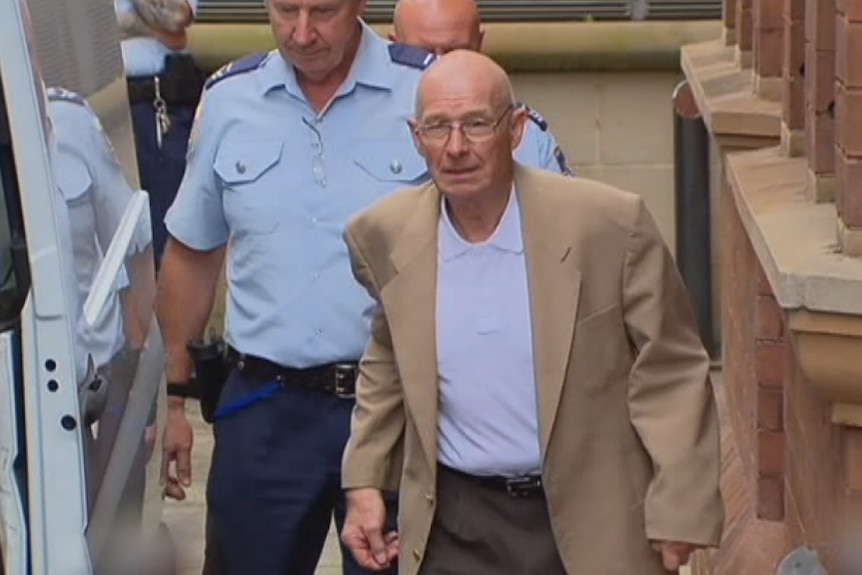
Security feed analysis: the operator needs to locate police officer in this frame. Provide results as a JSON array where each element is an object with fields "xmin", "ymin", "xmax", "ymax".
[
  {"xmin": 391, "ymin": 0, "xmax": 574, "ymax": 175},
  {"xmin": 114, "ymin": 0, "xmax": 204, "ymax": 270},
  {"xmin": 47, "ymin": 87, "xmax": 155, "ymax": 518},
  {"xmin": 155, "ymin": 0, "xmax": 434, "ymax": 572}
]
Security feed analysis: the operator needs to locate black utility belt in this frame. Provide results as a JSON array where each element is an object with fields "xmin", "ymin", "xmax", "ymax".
[
  {"xmin": 226, "ymin": 346, "xmax": 358, "ymax": 399},
  {"xmin": 127, "ymin": 54, "xmax": 204, "ymax": 106},
  {"xmin": 440, "ymin": 464, "xmax": 545, "ymax": 499}
]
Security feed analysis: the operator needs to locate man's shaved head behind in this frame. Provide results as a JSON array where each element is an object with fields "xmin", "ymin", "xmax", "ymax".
[
  {"xmin": 411, "ymin": 50, "xmax": 526, "ymax": 203},
  {"xmin": 391, "ymin": 0, "xmax": 484, "ymax": 55},
  {"xmin": 414, "ymin": 49, "xmax": 514, "ymax": 118}
]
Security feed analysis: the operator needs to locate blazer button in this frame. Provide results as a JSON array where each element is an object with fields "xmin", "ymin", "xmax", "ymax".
[
  {"xmin": 424, "ymin": 492, "xmax": 434, "ymax": 503},
  {"xmin": 413, "ymin": 549, "xmax": 422, "ymax": 561}
]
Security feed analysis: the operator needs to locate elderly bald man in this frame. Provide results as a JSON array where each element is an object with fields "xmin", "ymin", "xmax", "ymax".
[
  {"xmin": 339, "ymin": 49, "xmax": 724, "ymax": 575},
  {"xmin": 390, "ymin": 0, "xmax": 573, "ymax": 176}
]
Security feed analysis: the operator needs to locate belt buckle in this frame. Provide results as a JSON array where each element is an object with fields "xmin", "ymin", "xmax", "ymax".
[
  {"xmin": 333, "ymin": 364, "xmax": 357, "ymax": 399},
  {"xmin": 505, "ymin": 476, "xmax": 542, "ymax": 498}
]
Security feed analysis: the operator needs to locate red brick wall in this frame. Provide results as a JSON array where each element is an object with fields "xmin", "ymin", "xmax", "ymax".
[
  {"xmin": 754, "ymin": 274, "xmax": 786, "ymax": 521},
  {"xmin": 782, "ymin": 0, "xmax": 806, "ymax": 130},
  {"xmin": 836, "ymin": 0, "xmax": 862, "ymax": 228},
  {"xmin": 783, "ymin": 333, "xmax": 843, "ymax": 572},
  {"xmin": 805, "ymin": 0, "xmax": 836, "ymax": 176}
]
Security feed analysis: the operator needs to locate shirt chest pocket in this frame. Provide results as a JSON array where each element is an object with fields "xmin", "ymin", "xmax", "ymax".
[
  {"xmin": 214, "ymin": 139, "xmax": 284, "ymax": 234},
  {"xmin": 353, "ymin": 139, "xmax": 428, "ymax": 186}
]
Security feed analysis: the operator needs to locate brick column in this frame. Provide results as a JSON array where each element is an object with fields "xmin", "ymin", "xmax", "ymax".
[
  {"xmin": 754, "ymin": 266, "xmax": 786, "ymax": 520},
  {"xmin": 752, "ymin": 0, "xmax": 784, "ymax": 99},
  {"xmin": 725, "ymin": 0, "xmax": 738, "ymax": 44},
  {"xmin": 736, "ymin": 0, "xmax": 754, "ymax": 67},
  {"xmin": 836, "ymin": 0, "xmax": 862, "ymax": 255},
  {"xmin": 781, "ymin": 0, "xmax": 805, "ymax": 155},
  {"xmin": 804, "ymin": 0, "xmax": 836, "ymax": 202}
]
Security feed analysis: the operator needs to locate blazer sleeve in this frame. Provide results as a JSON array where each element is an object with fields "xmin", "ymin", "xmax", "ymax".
[
  {"xmin": 341, "ymin": 224, "xmax": 405, "ymax": 493},
  {"xmin": 622, "ymin": 197, "xmax": 725, "ymax": 547}
]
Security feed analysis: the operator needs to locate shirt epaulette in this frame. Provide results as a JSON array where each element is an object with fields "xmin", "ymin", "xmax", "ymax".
[
  {"xmin": 388, "ymin": 43, "xmax": 436, "ymax": 70},
  {"xmin": 205, "ymin": 52, "xmax": 269, "ymax": 91},
  {"xmin": 522, "ymin": 103, "xmax": 548, "ymax": 132},
  {"xmin": 46, "ymin": 87, "xmax": 86, "ymax": 106}
]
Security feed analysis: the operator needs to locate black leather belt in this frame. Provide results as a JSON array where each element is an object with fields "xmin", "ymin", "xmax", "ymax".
[
  {"xmin": 226, "ymin": 345, "xmax": 358, "ymax": 399},
  {"xmin": 440, "ymin": 464, "xmax": 545, "ymax": 499},
  {"xmin": 126, "ymin": 77, "xmax": 200, "ymax": 106}
]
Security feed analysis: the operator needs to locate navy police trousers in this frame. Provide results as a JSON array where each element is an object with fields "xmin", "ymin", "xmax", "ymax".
[{"xmin": 205, "ymin": 369, "xmax": 399, "ymax": 575}]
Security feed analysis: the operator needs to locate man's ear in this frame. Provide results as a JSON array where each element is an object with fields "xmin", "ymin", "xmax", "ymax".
[
  {"xmin": 407, "ymin": 119, "xmax": 427, "ymax": 157},
  {"xmin": 509, "ymin": 107, "xmax": 527, "ymax": 151}
]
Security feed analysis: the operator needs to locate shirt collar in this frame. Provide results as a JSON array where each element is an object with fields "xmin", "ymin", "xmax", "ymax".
[
  {"xmin": 258, "ymin": 19, "xmax": 394, "ymax": 98},
  {"xmin": 439, "ymin": 187, "xmax": 524, "ymax": 262}
]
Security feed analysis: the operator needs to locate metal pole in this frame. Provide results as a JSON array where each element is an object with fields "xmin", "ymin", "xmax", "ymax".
[{"xmin": 672, "ymin": 80, "xmax": 716, "ymax": 358}]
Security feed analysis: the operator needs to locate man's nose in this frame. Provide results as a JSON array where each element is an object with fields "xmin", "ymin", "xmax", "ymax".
[
  {"xmin": 291, "ymin": 13, "xmax": 315, "ymax": 46},
  {"xmin": 444, "ymin": 128, "xmax": 469, "ymax": 155}
]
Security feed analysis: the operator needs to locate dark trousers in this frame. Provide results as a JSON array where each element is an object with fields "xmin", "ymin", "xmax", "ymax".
[
  {"xmin": 129, "ymin": 99, "xmax": 195, "ymax": 271},
  {"xmin": 205, "ymin": 370, "xmax": 399, "ymax": 575},
  {"xmin": 418, "ymin": 465, "xmax": 568, "ymax": 575}
]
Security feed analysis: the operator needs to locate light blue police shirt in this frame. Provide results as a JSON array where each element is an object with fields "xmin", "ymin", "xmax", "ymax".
[
  {"xmin": 48, "ymin": 89, "xmax": 143, "ymax": 368},
  {"xmin": 516, "ymin": 108, "xmax": 573, "ymax": 176},
  {"xmin": 436, "ymin": 188, "xmax": 542, "ymax": 477},
  {"xmin": 165, "ymin": 22, "xmax": 431, "ymax": 368},
  {"xmin": 114, "ymin": 0, "xmax": 200, "ymax": 77}
]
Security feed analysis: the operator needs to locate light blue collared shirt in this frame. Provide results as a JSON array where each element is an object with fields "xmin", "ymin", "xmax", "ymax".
[
  {"xmin": 165, "ymin": 22, "xmax": 430, "ymax": 368},
  {"xmin": 436, "ymin": 189, "xmax": 541, "ymax": 477},
  {"xmin": 516, "ymin": 111, "xmax": 572, "ymax": 176},
  {"xmin": 48, "ymin": 89, "xmax": 144, "ymax": 369},
  {"xmin": 114, "ymin": 0, "xmax": 199, "ymax": 77}
]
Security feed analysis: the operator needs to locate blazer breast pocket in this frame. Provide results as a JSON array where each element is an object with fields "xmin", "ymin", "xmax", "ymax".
[{"xmin": 570, "ymin": 305, "xmax": 632, "ymax": 395}]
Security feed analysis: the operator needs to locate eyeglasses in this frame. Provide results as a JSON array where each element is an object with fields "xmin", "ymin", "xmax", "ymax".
[{"xmin": 415, "ymin": 105, "xmax": 513, "ymax": 144}]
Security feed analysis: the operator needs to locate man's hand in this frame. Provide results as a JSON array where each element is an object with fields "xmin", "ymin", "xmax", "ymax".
[
  {"xmin": 160, "ymin": 402, "xmax": 193, "ymax": 500},
  {"xmin": 651, "ymin": 541, "xmax": 701, "ymax": 572},
  {"xmin": 341, "ymin": 488, "xmax": 399, "ymax": 571}
]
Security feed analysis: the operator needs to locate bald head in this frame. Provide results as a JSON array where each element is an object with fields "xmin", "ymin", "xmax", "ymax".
[
  {"xmin": 392, "ymin": 0, "xmax": 484, "ymax": 55},
  {"xmin": 415, "ymin": 50, "xmax": 514, "ymax": 120}
]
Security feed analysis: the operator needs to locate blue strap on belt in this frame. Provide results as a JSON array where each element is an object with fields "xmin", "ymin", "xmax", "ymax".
[{"xmin": 212, "ymin": 381, "xmax": 282, "ymax": 421}]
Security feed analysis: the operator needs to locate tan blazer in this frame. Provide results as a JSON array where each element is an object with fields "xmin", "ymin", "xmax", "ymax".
[{"xmin": 342, "ymin": 165, "xmax": 724, "ymax": 575}]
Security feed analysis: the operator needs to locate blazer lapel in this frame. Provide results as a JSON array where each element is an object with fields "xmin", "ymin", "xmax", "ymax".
[
  {"xmin": 382, "ymin": 183, "xmax": 441, "ymax": 472},
  {"xmin": 516, "ymin": 166, "xmax": 582, "ymax": 460}
]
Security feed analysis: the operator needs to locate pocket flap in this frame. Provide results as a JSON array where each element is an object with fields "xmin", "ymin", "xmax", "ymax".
[
  {"xmin": 215, "ymin": 139, "xmax": 283, "ymax": 185},
  {"xmin": 354, "ymin": 139, "xmax": 427, "ymax": 183}
]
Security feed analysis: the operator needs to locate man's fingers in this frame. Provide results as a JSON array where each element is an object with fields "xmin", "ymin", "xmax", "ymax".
[
  {"xmin": 341, "ymin": 531, "xmax": 380, "ymax": 570},
  {"xmin": 661, "ymin": 546, "xmax": 682, "ymax": 571},
  {"xmin": 176, "ymin": 448, "xmax": 192, "ymax": 486},
  {"xmin": 162, "ymin": 479, "xmax": 186, "ymax": 501},
  {"xmin": 362, "ymin": 524, "xmax": 389, "ymax": 565}
]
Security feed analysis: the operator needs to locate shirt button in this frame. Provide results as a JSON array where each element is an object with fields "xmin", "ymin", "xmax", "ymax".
[{"xmin": 313, "ymin": 272, "xmax": 320, "ymax": 279}]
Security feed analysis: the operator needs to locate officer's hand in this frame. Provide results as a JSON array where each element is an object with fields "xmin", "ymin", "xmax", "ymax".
[
  {"xmin": 341, "ymin": 488, "xmax": 398, "ymax": 570},
  {"xmin": 160, "ymin": 404, "xmax": 193, "ymax": 500},
  {"xmin": 651, "ymin": 540, "xmax": 701, "ymax": 572}
]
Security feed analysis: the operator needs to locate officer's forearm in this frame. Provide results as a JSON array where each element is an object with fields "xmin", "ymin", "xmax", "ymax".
[
  {"xmin": 123, "ymin": 246, "xmax": 157, "ymax": 350},
  {"xmin": 156, "ymin": 238, "xmax": 225, "ymax": 407}
]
